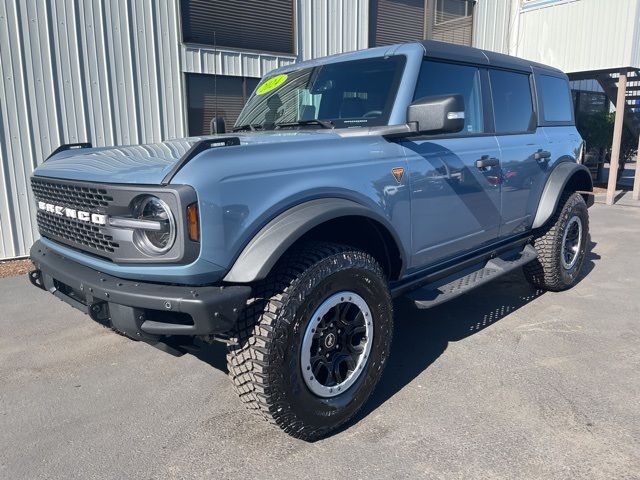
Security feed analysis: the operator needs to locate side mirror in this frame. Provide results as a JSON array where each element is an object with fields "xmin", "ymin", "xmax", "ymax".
[
  {"xmin": 210, "ymin": 116, "xmax": 226, "ymax": 134},
  {"xmin": 407, "ymin": 94, "xmax": 465, "ymax": 135}
]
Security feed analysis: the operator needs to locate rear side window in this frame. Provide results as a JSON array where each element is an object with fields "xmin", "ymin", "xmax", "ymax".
[
  {"xmin": 489, "ymin": 70, "xmax": 534, "ymax": 134},
  {"xmin": 538, "ymin": 75, "xmax": 573, "ymax": 123},
  {"xmin": 414, "ymin": 61, "xmax": 484, "ymax": 134}
]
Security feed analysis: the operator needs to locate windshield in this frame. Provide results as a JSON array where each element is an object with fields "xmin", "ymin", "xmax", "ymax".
[{"xmin": 235, "ymin": 55, "xmax": 406, "ymax": 130}]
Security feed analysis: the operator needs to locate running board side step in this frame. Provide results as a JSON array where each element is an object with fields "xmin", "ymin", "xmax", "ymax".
[{"xmin": 407, "ymin": 244, "xmax": 538, "ymax": 309}]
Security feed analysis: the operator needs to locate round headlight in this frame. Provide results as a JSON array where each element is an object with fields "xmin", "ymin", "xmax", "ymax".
[{"xmin": 132, "ymin": 196, "xmax": 176, "ymax": 255}]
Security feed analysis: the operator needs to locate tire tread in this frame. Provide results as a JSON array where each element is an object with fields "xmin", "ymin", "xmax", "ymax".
[{"xmin": 226, "ymin": 242, "xmax": 389, "ymax": 440}]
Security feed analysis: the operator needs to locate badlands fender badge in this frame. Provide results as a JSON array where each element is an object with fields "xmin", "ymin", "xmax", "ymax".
[{"xmin": 391, "ymin": 167, "xmax": 405, "ymax": 184}]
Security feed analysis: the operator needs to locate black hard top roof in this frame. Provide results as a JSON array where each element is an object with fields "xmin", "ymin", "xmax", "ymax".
[{"xmin": 419, "ymin": 40, "xmax": 565, "ymax": 76}]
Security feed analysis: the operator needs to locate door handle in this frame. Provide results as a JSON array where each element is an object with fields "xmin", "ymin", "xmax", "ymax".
[
  {"xmin": 475, "ymin": 156, "xmax": 499, "ymax": 169},
  {"xmin": 534, "ymin": 150, "xmax": 551, "ymax": 161}
]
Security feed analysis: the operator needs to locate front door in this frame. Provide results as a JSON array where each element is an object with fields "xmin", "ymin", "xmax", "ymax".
[
  {"xmin": 402, "ymin": 137, "xmax": 502, "ymax": 269},
  {"xmin": 402, "ymin": 60, "xmax": 502, "ymax": 270}
]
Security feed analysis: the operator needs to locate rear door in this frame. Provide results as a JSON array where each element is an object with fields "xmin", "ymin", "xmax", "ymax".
[
  {"xmin": 400, "ymin": 60, "xmax": 502, "ymax": 270},
  {"xmin": 489, "ymin": 69, "xmax": 549, "ymax": 237},
  {"xmin": 534, "ymin": 71, "xmax": 583, "ymax": 188}
]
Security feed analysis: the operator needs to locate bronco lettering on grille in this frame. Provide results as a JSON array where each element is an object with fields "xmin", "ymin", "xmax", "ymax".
[{"xmin": 38, "ymin": 201, "xmax": 107, "ymax": 226}]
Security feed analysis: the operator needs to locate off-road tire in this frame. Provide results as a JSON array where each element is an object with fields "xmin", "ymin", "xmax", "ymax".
[
  {"xmin": 227, "ymin": 242, "xmax": 393, "ymax": 441},
  {"xmin": 524, "ymin": 192, "xmax": 589, "ymax": 291}
]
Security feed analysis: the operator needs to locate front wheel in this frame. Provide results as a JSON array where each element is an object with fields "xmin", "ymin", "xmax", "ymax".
[
  {"xmin": 227, "ymin": 242, "xmax": 393, "ymax": 441},
  {"xmin": 524, "ymin": 192, "xmax": 589, "ymax": 291}
]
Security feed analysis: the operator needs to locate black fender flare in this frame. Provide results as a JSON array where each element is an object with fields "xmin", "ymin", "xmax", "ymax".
[
  {"xmin": 532, "ymin": 162, "xmax": 593, "ymax": 229},
  {"xmin": 223, "ymin": 198, "xmax": 406, "ymax": 283}
]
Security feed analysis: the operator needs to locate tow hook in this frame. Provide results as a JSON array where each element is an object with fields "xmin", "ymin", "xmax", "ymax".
[
  {"xmin": 89, "ymin": 301, "xmax": 110, "ymax": 324},
  {"xmin": 28, "ymin": 270, "xmax": 45, "ymax": 290}
]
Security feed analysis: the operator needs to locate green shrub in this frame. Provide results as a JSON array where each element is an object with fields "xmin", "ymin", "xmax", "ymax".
[{"xmin": 576, "ymin": 111, "xmax": 637, "ymax": 161}]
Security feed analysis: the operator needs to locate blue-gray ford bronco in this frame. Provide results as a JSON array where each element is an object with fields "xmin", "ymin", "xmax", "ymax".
[{"xmin": 29, "ymin": 41, "xmax": 593, "ymax": 440}]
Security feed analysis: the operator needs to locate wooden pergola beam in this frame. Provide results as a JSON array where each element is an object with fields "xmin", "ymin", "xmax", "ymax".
[
  {"xmin": 633, "ymin": 132, "xmax": 640, "ymax": 201},
  {"xmin": 606, "ymin": 71, "xmax": 627, "ymax": 205}
]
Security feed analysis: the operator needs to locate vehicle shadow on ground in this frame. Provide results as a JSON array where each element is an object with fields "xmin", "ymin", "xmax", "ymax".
[
  {"xmin": 348, "ymin": 241, "xmax": 600, "ymax": 429},
  {"xmin": 187, "ymin": 241, "xmax": 600, "ymax": 436}
]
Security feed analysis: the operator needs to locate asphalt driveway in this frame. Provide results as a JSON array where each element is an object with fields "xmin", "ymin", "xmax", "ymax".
[{"xmin": 1, "ymin": 202, "xmax": 639, "ymax": 479}]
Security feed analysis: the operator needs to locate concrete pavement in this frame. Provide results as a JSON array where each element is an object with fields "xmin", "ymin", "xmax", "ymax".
[{"xmin": 1, "ymin": 202, "xmax": 639, "ymax": 479}]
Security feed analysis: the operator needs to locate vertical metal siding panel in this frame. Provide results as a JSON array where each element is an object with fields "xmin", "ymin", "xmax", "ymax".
[
  {"xmin": 472, "ymin": 0, "xmax": 510, "ymax": 53},
  {"xmin": 181, "ymin": 45, "xmax": 296, "ymax": 77},
  {"xmin": 297, "ymin": 0, "xmax": 368, "ymax": 60},
  {"xmin": 57, "ymin": 0, "xmax": 89, "ymax": 142},
  {"xmin": 169, "ymin": 0, "xmax": 186, "ymax": 139},
  {"xmin": 517, "ymin": 0, "xmax": 639, "ymax": 72},
  {"xmin": 0, "ymin": 0, "xmax": 185, "ymax": 260},
  {"xmin": 80, "ymin": 0, "xmax": 116, "ymax": 147},
  {"xmin": 131, "ymin": 1, "xmax": 155, "ymax": 143},
  {"xmin": 0, "ymin": 119, "xmax": 8, "ymax": 258},
  {"xmin": 0, "ymin": 0, "xmax": 36, "ymax": 256}
]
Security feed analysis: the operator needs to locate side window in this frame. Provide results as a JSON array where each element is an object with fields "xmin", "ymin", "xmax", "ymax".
[
  {"xmin": 538, "ymin": 75, "xmax": 573, "ymax": 123},
  {"xmin": 414, "ymin": 61, "xmax": 484, "ymax": 134},
  {"xmin": 489, "ymin": 70, "xmax": 535, "ymax": 133}
]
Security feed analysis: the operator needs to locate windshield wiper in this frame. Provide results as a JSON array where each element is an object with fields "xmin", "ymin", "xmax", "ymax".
[
  {"xmin": 232, "ymin": 123, "xmax": 263, "ymax": 132},
  {"xmin": 274, "ymin": 119, "xmax": 335, "ymax": 130}
]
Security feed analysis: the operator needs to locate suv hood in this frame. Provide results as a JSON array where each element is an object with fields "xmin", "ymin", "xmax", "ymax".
[{"xmin": 34, "ymin": 131, "xmax": 338, "ymax": 184}]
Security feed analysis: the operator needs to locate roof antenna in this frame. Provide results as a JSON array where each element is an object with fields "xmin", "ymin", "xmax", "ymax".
[
  {"xmin": 209, "ymin": 31, "xmax": 225, "ymax": 135},
  {"xmin": 214, "ymin": 30, "xmax": 217, "ymax": 119}
]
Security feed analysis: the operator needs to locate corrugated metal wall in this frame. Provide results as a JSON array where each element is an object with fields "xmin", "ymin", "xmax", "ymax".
[
  {"xmin": 517, "ymin": 0, "xmax": 640, "ymax": 73},
  {"xmin": 473, "ymin": 0, "xmax": 513, "ymax": 54},
  {"xmin": 296, "ymin": 0, "xmax": 369, "ymax": 61},
  {"xmin": 182, "ymin": 45, "xmax": 297, "ymax": 77},
  {"xmin": 474, "ymin": 0, "xmax": 640, "ymax": 73},
  {"xmin": 0, "ymin": 0, "xmax": 370, "ymax": 260},
  {"xmin": 0, "ymin": 0, "xmax": 185, "ymax": 260}
]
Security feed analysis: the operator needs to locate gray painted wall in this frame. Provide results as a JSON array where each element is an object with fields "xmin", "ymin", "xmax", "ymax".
[{"xmin": 0, "ymin": 0, "xmax": 185, "ymax": 259}]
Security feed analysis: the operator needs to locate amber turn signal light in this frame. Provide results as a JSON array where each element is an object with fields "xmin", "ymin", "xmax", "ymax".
[{"xmin": 187, "ymin": 203, "xmax": 199, "ymax": 242}]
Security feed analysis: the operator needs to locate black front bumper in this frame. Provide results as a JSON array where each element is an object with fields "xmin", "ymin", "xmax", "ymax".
[{"xmin": 29, "ymin": 240, "xmax": 251, "ymax": 339}]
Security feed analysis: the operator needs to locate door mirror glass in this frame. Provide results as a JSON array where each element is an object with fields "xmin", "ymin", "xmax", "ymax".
[{"xmin": 407, "ymin": 94, "xmax": 465, "ymax": 135}]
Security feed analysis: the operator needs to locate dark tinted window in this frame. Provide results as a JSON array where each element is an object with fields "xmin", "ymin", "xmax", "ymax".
[
  {"xmin": 414, "ymin": 61, "xmax": 484, "ymax": 134},
  {"xmin": 575, "ymin": 90, "xmax": 608, "ymax": 115},
  {"xmin": 489, "ymin": 70, "xmax": 534, "ymax": 133},
  {"xmin": 539, "ymin": 75, "xmax": 573, "ymax": 122},
  {"xmin": 186, "ymin": 74, "xmax": 259, "ymax": 135},
  {"xmin": 181, "ymin": 0, "xmax": 294, "ymax": 53}
]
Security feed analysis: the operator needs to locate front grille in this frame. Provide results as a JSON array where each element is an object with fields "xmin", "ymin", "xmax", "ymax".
[
  {"xmin": 30, "ymin": 176, "xmax": 194, "ymax": 264},
  {"xmin": 32, "ymin": 177, "xmax": 119, "ymax": 259},
  {"xmin": 31, "ymin": 177, "xmax": 114, "ymax": 212},
  {"xmin": 36, "ymin": 211, "xmax": 119, "ymax": 253}
]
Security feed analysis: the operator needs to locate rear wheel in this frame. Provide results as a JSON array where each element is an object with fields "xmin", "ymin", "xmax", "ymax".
[
  {"xmin": 227, "ymin": 242, "xmax": 393, "ymax": 441},
  {"xmin": 524, "ymin": 192, "xmax": 589, "ymax": 291}
]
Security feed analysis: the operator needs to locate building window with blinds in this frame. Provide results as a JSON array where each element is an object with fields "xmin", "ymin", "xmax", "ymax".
[
  {"xmin": 431, "ymin": 0, "xmax": 474, "ymax": 46},
  {"xmin": 186, "ymin": 74, "xmax": 260, "ymax": 135},
  {"xmin": 181, "ymin": 0, "xmax": 294, "ymax": 54},
  {"xmin": 434, "ymin": 0, "xmax": 472, "ymax": 25},
  {"xmin": 369, "ymin": 0, "xmax": 425, "ymax": 47},
  {"xmin": 369, "ymin": 0, "xmax": 474, "ymax": 48}
]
